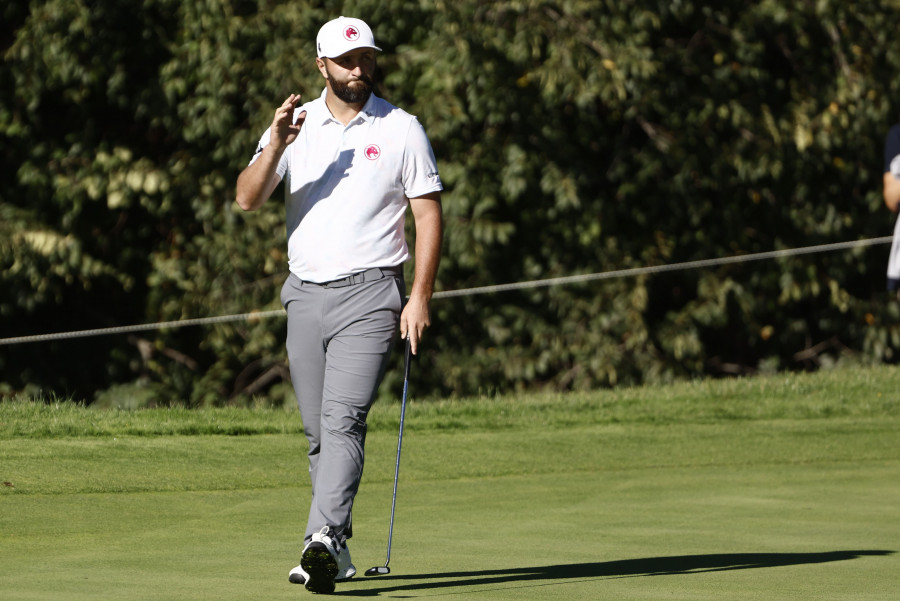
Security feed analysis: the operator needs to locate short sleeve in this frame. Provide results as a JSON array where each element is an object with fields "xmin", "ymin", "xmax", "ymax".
[{"xmin": 402, "ymin": 118, "xmax": 443, "ymax": 199}]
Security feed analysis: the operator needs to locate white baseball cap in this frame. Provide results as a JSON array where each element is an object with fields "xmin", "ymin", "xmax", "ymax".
[{"xmin": 316, "ymin": 16, "xmax": 382, "ymax": 59}]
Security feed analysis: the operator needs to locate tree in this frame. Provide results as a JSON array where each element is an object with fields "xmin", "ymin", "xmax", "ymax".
[{"xmin": 2, "ymin": 0, "xmax": 900, "ymax": 404}]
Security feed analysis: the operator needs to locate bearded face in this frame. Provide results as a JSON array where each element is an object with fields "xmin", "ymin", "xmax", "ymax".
[{"xmin": 325, "ymin": 63, "xmax": 375, "ymax": 105}]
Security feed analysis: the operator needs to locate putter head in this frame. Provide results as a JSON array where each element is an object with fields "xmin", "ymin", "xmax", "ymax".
[{"xmin": 365, "ymin": 566, "xmax": 390, "ymax": 577}]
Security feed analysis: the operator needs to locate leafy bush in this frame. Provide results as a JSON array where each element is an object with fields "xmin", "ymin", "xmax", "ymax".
[{"xmin": 2, "ymin": 0, "xmax": 900, "ymax": 404}]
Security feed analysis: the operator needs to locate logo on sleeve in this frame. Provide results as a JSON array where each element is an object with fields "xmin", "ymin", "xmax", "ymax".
[
  {"xmin": 343, "ymin": 26, "xmax": 360, "ymax": 41},
  {"xmin": 364, "ymin": 145, "xmax": 381, "ymax": 160}
]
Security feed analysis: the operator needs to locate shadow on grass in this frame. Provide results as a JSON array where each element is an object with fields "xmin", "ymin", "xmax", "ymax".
[{"xmin": 338, "ymin": 550, "xmax": 893, "ymax": 596}]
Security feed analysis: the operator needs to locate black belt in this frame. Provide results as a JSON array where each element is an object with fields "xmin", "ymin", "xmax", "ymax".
[{"xmin": 312, "ymin": 266, "xmax": 402, "ymax": 289}]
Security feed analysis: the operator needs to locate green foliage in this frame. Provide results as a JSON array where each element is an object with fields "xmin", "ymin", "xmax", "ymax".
[
  {"xmin": 2, "ymin": 0, "xmax": 900, "ymax": 404},
  {"xmin": 401, "ymin": 0, "xmax": 900, "ymax": 394}
]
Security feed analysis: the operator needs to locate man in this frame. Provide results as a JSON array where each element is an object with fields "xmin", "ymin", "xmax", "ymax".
[
  {"xmin": 883, "ymin": 122, "xmax": 900, "ymax": 294},
  {"xmin": 235, "ymin": 16, "xmax": 443, "ymax": 594}
]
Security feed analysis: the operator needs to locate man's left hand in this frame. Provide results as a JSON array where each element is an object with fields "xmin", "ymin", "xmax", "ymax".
[{"xmin": 400, "ymin": 295, "xmax": 431, "ymax": 355}]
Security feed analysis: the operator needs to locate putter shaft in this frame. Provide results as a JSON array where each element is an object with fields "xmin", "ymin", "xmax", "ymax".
[{"xmin": 366, "ymin": 338, "xmax": 411, "ymax": 576}]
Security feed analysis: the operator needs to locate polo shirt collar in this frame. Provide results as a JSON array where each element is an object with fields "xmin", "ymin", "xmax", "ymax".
[
  {"xmin": 316, "ymin": 88, "xmax": 379, "ymax": 126},
  {"xmin": 357, "ymin": 93, "xmax": 378, "ymax": 123}
]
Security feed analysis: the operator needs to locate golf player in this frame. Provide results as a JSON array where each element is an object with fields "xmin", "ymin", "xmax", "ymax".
[
  {"xmin": 884, "ymin": 122, "xmax": 900, "ymax": 294},
  {"xmin": 235, "ymin": 16, "xmax": 443, "ymax": 594}
]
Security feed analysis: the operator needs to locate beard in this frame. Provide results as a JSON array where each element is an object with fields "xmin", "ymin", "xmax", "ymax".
[{"xmin": 326, "ymin": 67, "xmax": 374, "ymax": 104}]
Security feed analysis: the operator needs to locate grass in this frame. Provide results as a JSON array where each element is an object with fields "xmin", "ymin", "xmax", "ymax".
[
  {"xmin": 4, "ymin": 364, "xmax": 899, "ymax": 437},
  {"xmin": 2, "ymin": 365, "xmax": 899, "ymax": 599}
]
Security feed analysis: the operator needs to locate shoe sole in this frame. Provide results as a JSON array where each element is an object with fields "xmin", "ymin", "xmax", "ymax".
[{"xmin": 301, "ymin": 543, "xmax": 338, "ymax": 594}]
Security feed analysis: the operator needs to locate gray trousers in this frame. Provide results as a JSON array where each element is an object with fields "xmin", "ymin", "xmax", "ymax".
[{"xmin": 281, "ymin": 268, "xmax": 404, "ymax": 544}]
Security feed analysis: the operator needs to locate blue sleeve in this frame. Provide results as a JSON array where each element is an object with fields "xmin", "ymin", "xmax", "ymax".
[{"xmin": 885, "ymin": 124, "xmax": 900, "ymax": 173}]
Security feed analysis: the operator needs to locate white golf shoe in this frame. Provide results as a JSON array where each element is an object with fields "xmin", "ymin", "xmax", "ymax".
[
  {"xmin": 293, "ymin": 527, "xmax": 356, "ymax": 593},
  {"xmin": 288, "ymin": 561, "xmax": 309, "ymax": 585}
]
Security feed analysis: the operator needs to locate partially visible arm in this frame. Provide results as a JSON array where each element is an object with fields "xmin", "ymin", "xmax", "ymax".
[
  {"xmin": 236, "ymin": 145, "xmax": 286, "ymax": 211},
  {"xmin": 884, "ymin": 171, "xmax": 900, "ymax": 213},
  {"xmin": 235, "ymin": 94, "xmax": 305, "ymax": 211},
  {"xmin": 400, "ymin": 191, "xmax": 443, "ymax": 355}
]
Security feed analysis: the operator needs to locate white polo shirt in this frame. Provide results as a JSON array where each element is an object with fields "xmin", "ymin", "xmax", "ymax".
[{"xmin": 249, "ymin": 89, "xmax": 443, "ymax": 283}]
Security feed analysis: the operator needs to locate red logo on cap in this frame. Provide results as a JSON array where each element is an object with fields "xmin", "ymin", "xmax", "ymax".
[
  {"xmin": 343, "ymin": 26, "xmax": 360, "ymax": 41},
  {"xmin": 364, "ymin": 145, "xmax": 381, "ymax": 160}
]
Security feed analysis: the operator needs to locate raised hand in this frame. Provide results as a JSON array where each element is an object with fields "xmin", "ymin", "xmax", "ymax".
[{"xmin": 271, "ymin": 93, "xmax": 306, "ymax": 150}]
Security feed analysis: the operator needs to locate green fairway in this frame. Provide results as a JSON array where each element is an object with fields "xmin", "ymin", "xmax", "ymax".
[{"xmin": 2, "ymin": 366, "xmax": 899, "ymax": 599}]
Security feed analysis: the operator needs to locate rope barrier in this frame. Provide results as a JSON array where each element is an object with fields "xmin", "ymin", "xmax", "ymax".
[
  {"xmin": 0, "ymin": 236, "xmax": 892, "ymax": 346},
  {"xmin": 0, "ymin": 310, "xmax": 287, "ymax": 346},
  {"xmin": 430, "ymin": 236, "xmax": 894, "ymax": 298}
]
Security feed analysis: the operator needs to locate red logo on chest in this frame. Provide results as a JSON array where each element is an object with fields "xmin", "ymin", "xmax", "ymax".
[{"xmin": 364, "ymin": 145, "xmax": 381, "ymax": 160}]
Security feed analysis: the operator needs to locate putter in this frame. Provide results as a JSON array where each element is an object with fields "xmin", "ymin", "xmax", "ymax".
[{"xmin": 365, "ymin": 337, "xmax": 412, "ymax": 577}]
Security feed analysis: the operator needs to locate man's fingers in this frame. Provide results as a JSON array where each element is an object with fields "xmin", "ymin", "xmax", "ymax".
[
  {"xmin": 277, "ymin": 94, "xmax": 301, "ymax": 122},
  {"xmin": 400, "ymin": 320, "xmax": 421, "ymax": 355},
  {"xmin": 400, "ymin": 301, "xmax": 430, "ymax": 356},
  {"xmin": 408, "ymin": 329, "xmax": 419, "ymax": 355}
]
